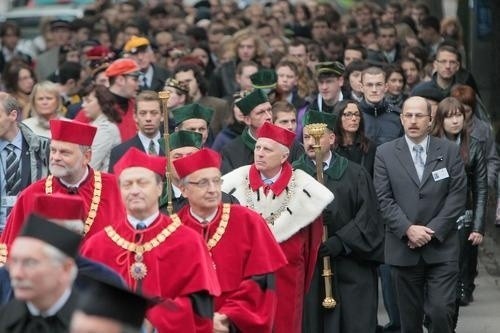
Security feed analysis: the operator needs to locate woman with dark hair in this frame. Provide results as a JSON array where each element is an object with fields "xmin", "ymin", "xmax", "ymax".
[
  {"xmin": 343, "ymin": 60, "xmax": 369, "ymax": 102},
  {"xmin": 334, "ymin": 99, "xmax": 376, "ymax": 176},
  {"xmin": 2, "ymin": 60, "xmax": 36, "ymax": 119},
  {"xmin": 211, "ymin": 91, "xmax": 247, "ymax": 152},
  {"xmin": 400, "ymin": 57, "xmax": 422, "ymax": 93},
  {"xmin": 81, "ymin": 83, "xmax": 121, "ymax": 171},
  {"xmin": 385, "ymin": 64, "xmax": 408, "ymax": 108},
  {"xmin": 431, "ymin": 97, "xmax": 487, "ymax": 319},
  {"xmin": 451, "ymin": 84, "xmax": 497, "ymax": 186},
  {"xmin": 190, "ymin": 41, "xmax": 216, "ymax": 80}
]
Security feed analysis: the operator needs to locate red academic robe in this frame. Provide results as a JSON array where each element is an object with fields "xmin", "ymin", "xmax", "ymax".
[
  {"xmin": 177, "ymin": 203, "xmax": 288, "ymax": 333},
  {"xmin": 222, "ymin": 163, "xmax": 330, "ymax": 333},
  {"xmin": 81, "ymin": 214, "xmax": 221, "ymax": 332},
  {"xmin": 75, "ymin": 99, "xmax": 137, "ymax": 142},
  {"xmin": 249, "ymin": 164, "xmax": 324, "ymax": 333},
  {"xmin": 0, "ymin": 168, "xmax": 125, "ymax": 264}
]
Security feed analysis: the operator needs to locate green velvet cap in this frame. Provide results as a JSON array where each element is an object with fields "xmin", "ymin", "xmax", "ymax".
[
  {"xmin": 250, "ymin": 69, "xmax": 277, "ymax": 89},
  {"xmin": 235, "ymin": 89, "xmax": 269, "ymax": 115},
  {"xmin": 315, "ymin": 61, "xmax": 345, "ymax": 77},
  {"xmin": 172, "ymin": 103, "xmax": 214, "ymax": 126},
  {"xmin": 303, "ymin": 110, "xmax": 337, "ymax": 131},
  {"xmin": 170, "ymin": 130, "xmax": 203, "ymax": 150}
]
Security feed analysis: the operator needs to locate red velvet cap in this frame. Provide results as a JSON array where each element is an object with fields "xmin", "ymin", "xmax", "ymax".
[
  {"xmin": 105, "ymin": 58, "xmax": 140, "ymax": 77},
  {"xmin": 113, "ymin": 147, "xmax": 167, "ymax": 176},
  {"xmin": 33, "ymin": 194, "xmax": 85, "ymax": 221},
  {"xmin": 85, "ymin": 45, "xmax": 112, "ymax": 60},
  {"xmin": 50, "ymin": 119, "xmax": 97, "ymax": 146},
  {"xmin": 172, "ymin": 148, "xmax": 221, "ymax": 179},
  {"xmin": 257, "ymin": 122, "xmax": 295, "ymax": 148}
]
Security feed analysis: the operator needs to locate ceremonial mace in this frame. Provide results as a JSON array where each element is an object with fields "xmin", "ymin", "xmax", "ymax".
[
  {"xmin": 158, "ymin": 91, "xmax": 173, "ymax": 215},
  {"xmin": 305, "ymin": 122, "xmax": 336, "ymax": 309}
]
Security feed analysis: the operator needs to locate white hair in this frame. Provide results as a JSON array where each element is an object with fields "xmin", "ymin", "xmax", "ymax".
[{"xmin": 42, "ymin": 243, "xmax": 78, "ymax": 282}]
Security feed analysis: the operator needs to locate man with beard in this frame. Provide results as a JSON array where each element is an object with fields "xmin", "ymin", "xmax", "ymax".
[{"xmin": 0, "ymin": 119, "xmax": 125, "ymax": 265}]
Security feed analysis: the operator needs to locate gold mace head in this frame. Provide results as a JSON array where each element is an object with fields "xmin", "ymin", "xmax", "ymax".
[
  {"xmin": 305, "ymin": 123, "xmax": 327, "ymax": 142},
  {"xmin": 322, "ymin": 297, "xmax": 337, "ymax": 309},
  {"xmin": 158, "ymin": 90, "xmax": 171, "ymax": 100}
]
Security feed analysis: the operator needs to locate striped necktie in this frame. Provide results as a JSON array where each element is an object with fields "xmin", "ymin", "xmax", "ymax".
[
  {"xmin": 148, "ymin": 140, "xmax": 157, "ymax": 155},
  {"xmin": 5, "ymin": 144, "xmax": 21, "ymax": 195}
]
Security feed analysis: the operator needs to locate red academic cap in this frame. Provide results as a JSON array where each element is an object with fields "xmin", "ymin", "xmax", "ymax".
[
  {"xmin": 113, "ymin": 147, "xmax": 167, "ymax": 177},
  {"xmin": 257, "ymin": 122, "xmax": 295, "ymax": 149},
  {"xmin": 105, "ymin": 58, "xmax": 140, "ymax": 77},
  {"xmin": 85, "ymin": 45, "xmax": 112, "ymax": 60},
  {"xmin": 50, "ymin": 119, "xmax": 97, "ymax": 146},
  {"xmin": 172, "ymin": 148, "xmax": 221, "ymax": 179},
  {"xmin": 33, "ymin": 193, "xmax": 85, "ymax": 221}
]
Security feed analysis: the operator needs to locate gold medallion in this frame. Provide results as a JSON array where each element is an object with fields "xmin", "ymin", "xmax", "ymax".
[{"xmin": 130, "ymin": 261, "xmax": 147, "ymax": 280}]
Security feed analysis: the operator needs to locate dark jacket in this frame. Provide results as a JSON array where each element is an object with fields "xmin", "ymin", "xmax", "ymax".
[
  {"xmin": 359, "ymin": 98, "xmax": 403, "ymax": 146},
  {"xmin": 0, "ymin": 290, "xmax": 78, "ymax": 333},
  {"xmin": 464, "ymin": 137, "xmax": 488, "ymax": 234},
  {"xmin": 208, "ymin": 60, "xmax": 238, "ymax": 99}
]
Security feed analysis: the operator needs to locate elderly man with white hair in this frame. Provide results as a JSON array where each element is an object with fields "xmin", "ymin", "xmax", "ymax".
[
  {"xmin": 0, "ymin": 213, "xmax": 81, "ymax": 333},
  {"xmin": 221, "ymin": 122, "xmax": 334, "ymax": 333}
]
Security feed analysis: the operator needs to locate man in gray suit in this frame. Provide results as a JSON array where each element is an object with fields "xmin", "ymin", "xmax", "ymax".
[{"xmin": 374, "ymin": 96, "xmax": 466, "ymax": 333}]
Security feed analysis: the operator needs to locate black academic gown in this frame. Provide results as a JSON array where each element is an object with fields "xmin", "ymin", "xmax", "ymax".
[
  {"xmin": 0, "ymin": 291, "xmax": 78, "ymax": 333},
  {"xmin": 293, "ymin": 153, "xmax": 384, "ymax": 333}
]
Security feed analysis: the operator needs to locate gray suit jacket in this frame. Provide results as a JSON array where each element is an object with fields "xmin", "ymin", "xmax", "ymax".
[{"xmin": 374, "ymin": 136, "xmax": 467, "ymax": 266}]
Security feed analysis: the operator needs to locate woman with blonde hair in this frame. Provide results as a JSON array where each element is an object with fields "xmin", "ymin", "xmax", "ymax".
[
  {"xmin": 22, "ymin": 81, "xmax": 65, "ymax": 138},
  {"xmin": 275, "ymin": 56, "xmax": 313, "ymax": 110},
  {"xmin": 209, "ymin": 28, "xmax": 266, "ymax": 98}
]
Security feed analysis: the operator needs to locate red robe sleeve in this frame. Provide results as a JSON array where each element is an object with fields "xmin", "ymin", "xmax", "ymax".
[
  {"xmin": 188, "ymin": 205, "xmax": 287, "ymax": 333},
  {"xmin": 147, "ymin": 297, "xmax": 213, "ymax": 333}
]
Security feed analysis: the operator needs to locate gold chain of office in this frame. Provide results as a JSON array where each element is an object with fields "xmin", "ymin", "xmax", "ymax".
[
  {"xmin": 170, "ymin": 203, "xmax": 230, "ymax": 251},
  {"xmin": 104, "ymin": 218, "xmax": 182, "ymax": 280},
  {"xmin": 45, "ymin": 171, "xmax": 102, "ymax": 235},
  {"xmin": 244, "ymin": 173, "xmax": 297, "ymax": 225}
]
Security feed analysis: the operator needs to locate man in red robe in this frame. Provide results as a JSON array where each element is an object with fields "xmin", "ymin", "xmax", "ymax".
[
  {"xmin": 172, "ymin": 148, "xmax": 288, "ymax": 333},
  {"xmin": 80, "ymin": 147, "xmax": 220, "ymax": 332},
  {"xmin": 0, "ymin": 119, "xmax": 125, "ymax": 265},
  {"xmin": 221, "ymin": 122, "xmax": 334, "ymax": 333}
]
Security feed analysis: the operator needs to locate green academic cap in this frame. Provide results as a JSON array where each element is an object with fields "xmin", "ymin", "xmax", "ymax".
[
  {"xmin": 235, "ymin": 89, "xmax": 269, "ymax": 116},
  {"xmin": 170, "ymin": 130, "xmax": 203, "ymax": 150},
  {"xmin": 172, "ymin": 103, "xmax": 214, "ymax": 126},
  {"xmin": 303, "ymin": 110, "xmax": 337, "ymax": 131},
  {"xmin": 315, "ymin": 61, "xmax": 345, "ymax": 77},
  {"xmin": 250, "ymin": 69, "xmax": 277, "ymax": 89}
]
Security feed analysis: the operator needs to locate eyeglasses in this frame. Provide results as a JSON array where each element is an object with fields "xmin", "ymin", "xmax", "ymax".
[
  {"xmin": 342, "ymin": 112, "xmax": 361, "ymax": 119},
  {"xmin": 186, "ymin": 177, "xmax": 223, "ymax": 188},
  {"xmin": 435, "ymin": 59, "xmax": 459, "ymax": 67},
  {"xmin": 402, "ymin": 113, "xmax": 430, "ymax": 120}
]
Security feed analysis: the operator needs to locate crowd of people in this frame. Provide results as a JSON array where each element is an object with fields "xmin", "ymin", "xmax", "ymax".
[{"xmin": 0, "ymin": 0, "xmax": 498, "ymax": 332}]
